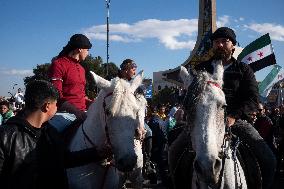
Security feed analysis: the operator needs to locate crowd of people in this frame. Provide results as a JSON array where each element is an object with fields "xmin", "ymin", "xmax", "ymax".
[
  {"xmin": 0, "ymin": 27, "xmax": 283, "ymax": 189},
  {"xmin": 247, "ymin": 103, "xmax": 284, "ymax": 171}
]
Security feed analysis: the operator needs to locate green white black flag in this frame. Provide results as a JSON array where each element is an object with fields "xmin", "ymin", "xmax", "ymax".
[
  {"xmin": 237, "ymin": 33, "xmax": 276, "ymax": 72},
  {"xmin": 258, "ymin": 65, "xmax": 284, "ymax": 97}
]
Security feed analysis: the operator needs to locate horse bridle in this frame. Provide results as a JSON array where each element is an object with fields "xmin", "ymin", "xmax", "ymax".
[
  {"xmin": 207, "ymin": 80, "xmax": 221, "ymax": 89},
  {"xmin": 215, "ymin": 126, "xmax": 243, "ymax": 189}
]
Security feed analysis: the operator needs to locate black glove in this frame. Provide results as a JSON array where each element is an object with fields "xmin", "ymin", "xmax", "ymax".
[{"xmin": 59, "ymin": 101, "xmax": 87, "ymax": 121}]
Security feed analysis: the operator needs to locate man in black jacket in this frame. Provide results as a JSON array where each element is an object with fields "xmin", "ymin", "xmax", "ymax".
[
  {"xmin": 0, "ymin": 80, "xmax": 111, "ymax": 189},
  {"xmin": 194, "ymin": 27, "xmax": 276, "ymax": 189}
]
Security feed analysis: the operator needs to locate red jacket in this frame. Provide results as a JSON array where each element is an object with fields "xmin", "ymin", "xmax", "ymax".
[{"xmin": 48, "ymin": 56, "xmax": 87, "ymax": 111}]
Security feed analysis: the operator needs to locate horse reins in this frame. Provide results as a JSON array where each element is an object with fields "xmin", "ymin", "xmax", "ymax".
[
  {"xmin": 216, "ymin": 126, "xmax": 243, "ymax": 189},
  {"xmin": 103, "ymin": 92, "xmax": 113, "ymax": 145},
  {"xmin": 216, "ymin": 126, "xmax": 232, "ymax": 188}
]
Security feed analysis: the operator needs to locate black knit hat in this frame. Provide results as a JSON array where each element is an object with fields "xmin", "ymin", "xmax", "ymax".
[
  {"xmin": 211, "ymin": 27, "xmax": 237, "ymax": 45},
  {"xmin": 68, "ymin": 34, "xmax": 92, "ymax": 49}
]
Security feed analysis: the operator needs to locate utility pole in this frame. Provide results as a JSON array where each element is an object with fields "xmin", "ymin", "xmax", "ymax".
[{"xmin": 106, "ymin": 0, "xmax": 110, "ymax": 76}]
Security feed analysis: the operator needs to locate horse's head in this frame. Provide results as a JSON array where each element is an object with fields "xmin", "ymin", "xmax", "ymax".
[
  {"xmin": 180, "ymin": 61, "xmax": 226, "ymax": 186},
  {"xmin": 90, "ymin": 71, "xmax": 145, "ymax": 172}
]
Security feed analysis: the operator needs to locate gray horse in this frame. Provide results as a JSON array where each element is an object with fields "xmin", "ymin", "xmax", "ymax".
[{"xmin": 169, "ymin": 62, "xmax": 253, "ymax": 189}]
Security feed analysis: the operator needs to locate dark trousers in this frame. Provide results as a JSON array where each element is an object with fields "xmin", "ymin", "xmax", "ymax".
[{"xmin": 232, "ymin": 120, "xmax": 277, "ymax": 189}]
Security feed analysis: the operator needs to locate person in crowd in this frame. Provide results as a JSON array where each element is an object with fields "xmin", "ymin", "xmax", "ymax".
[
  {"xmin": 0, "ymin": 80, "xmax": 111, "ymax": 189},
  {"xmin": 148, "ymin": 104, "xmax": 170, "ymax": 187},
  {"xmin": 48, "ymin": 34, "xmax": 93, "ymax": 132},
  {"xmin": 270, "ymin": 107, "xmax": 281, "ymax": 127},
  {"xmin": 118, "ymin": 58, "xmax": 137, "ymax": 81},
  {"xmin": 117, "ymin": 58, "xmax": 149, "ymax": 139},
  {"xmin": 118, "ymin": 58, "xmax": 145, "ymax": 134},
  {"xmin": 169, "ymin": 27, "xmax": 276, "ymax": 189},
  {"xmin": 0, "ymin": 101, "xmax": 14, "ymax": 125},
  {"xmin": 117, "ymin": 59, "xmax": 148, "ymax": 187},
  {"xmin": 268, "ymin": 105, "xmax": 284, "ymax": 173},
  {"xmin": 166, "ymin": 105, "xmax": 178, "ymax": 133},
  {"xmin": 270, "ymin": 107, "xmax": 281, "ymax": 143},
  {"xmin": 264, "ymin": 105, "xmax": 272, "ymax": 118},
  {"xmin": 254, "ymin": 103, "xmax": 276, "ymax": 154},
  {"xmin": 14, "ymin": 88, "xmax": 24, "ymax": 109},
  {"xmin": 167, "ymin": 105, "xmax": 186, "ymax": 146},
  {"xmin": 246, "ymin": 111, "xmax": 258, "ymax": 125}
]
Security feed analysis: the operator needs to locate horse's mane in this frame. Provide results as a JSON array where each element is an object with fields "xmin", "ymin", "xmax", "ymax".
[
  {"xmin": 109, "ymin": 78, "xmax": 124, "ymax": 116},
  {"xmin": 108, "ymin": 77, "xmax": 141, "ymax": 117}
]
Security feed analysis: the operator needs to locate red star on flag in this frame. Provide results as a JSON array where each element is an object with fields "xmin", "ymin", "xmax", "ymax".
[
  {"xmin": 247, "ymin": 57, "xmax": 253, "ymax": 62},
  {"xmin": 257, "ymin": 51, "xmax": 264, "ymax": 57}
]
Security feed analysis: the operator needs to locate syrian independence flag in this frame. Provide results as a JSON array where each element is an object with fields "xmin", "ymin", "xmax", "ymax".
[
  {"xmin": 258, "ymin": 65, "xmax": 284, "ymax": 97},
  {"xmin": 237, "ymin": 33, "xmax": 276, "ymax": 72}
]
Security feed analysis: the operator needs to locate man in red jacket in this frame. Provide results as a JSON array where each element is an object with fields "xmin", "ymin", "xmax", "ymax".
[{"xmin": 48, "ymin": 34, "xmax": 93, "ymax": 132}]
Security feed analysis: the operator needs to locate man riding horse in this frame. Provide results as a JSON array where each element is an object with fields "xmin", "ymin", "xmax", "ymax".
[{"xmin": 169, "ymin": 27, "xmax": 276, "ymax": 189}]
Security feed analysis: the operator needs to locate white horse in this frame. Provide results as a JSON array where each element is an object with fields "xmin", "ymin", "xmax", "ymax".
[
  {"xmin": 176, "ymin": 61, "xmax": 248, "ymax": 189},
  {"xmin": 67, "ymin": 71, "xmax": 146, "ymax": 189},
  {"xmin": 119, "ymin": 91, "xmax": 147, "ymax": 189}
]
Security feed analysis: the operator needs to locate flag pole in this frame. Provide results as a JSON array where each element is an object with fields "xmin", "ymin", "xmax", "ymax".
[{"xmin": 106, "ymin": 0, "xmax": 110, "ymax": 76}]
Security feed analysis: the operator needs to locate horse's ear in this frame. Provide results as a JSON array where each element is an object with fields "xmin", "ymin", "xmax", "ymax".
[
  {"xmin": 90, "ymin": 71, "xmax": 111, "ymax": 89},
  {"xmin": 180, "ymin": 66, "xmax": 192, "ymax": 88},
  {"xmin": 130, "ymin": 70, "xmax": 144, "ymax": 93},
  {"xmin": 213, "ymin": 60, "xmax": 224, "ymax": 83}
]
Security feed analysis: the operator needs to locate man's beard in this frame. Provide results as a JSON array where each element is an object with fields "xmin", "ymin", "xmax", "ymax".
[{"xmin": 213, "ymin": 48, "xmax": 232, "ymax": 60}]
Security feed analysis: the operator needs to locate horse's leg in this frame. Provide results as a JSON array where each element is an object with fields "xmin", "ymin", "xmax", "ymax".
[
  {"xmin": 168, "ymin": 131, "xmax": 194, "ymax": 189},
  {"xmin": 231, "ymin": 120, "xmax": 277, "ymax": 189},
  {"xmin": 130, "ymin": 139, "xmax": 144, "ymax": 189}
]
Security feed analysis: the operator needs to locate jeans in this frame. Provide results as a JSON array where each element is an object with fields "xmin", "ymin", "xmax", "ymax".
[{"xmin": 48, "ymin": 112, "xmax": 77, "ymax": 133}]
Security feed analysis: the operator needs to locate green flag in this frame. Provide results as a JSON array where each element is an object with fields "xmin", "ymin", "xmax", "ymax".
[
  {"xmin": 258, "ymin": 65, "xmax": 284, "ymax": 97},
  {"xmin": 237, "ymin": 33, "xmax": 276, "ymax": 72}
]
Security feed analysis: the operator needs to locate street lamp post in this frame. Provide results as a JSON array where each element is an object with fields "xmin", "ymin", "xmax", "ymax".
[{"xmin": 106, "ymin": 0, "xmax": 110, "ymax": 76}]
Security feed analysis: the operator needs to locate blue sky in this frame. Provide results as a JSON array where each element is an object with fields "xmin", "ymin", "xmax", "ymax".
[{"xmin": 0, "ymin": 0, "xmax": 284, "ymax": 96}]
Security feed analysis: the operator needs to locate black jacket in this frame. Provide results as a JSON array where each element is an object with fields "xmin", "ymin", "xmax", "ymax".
[
  {"xmin": 0, "ymin": 113, "xmax": 102, "ymax": 189},
  {"xmin": 195, "ymin": 57, "xmax": 259, "ymax": 119}
]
